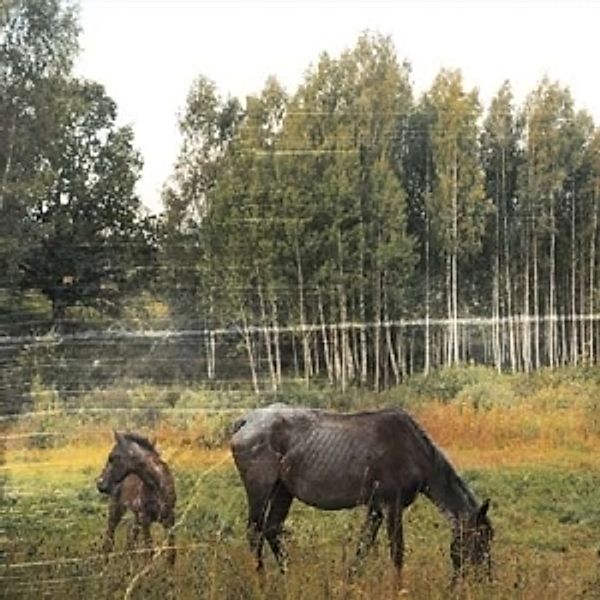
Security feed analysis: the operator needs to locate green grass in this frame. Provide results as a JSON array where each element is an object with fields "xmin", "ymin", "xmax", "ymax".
[
  {"xmin": 6, "ymin": 367, "xmax": 600, "ymax": 598},
  {"xmin": 3, "ymin": 464, "xmax": 600, "ymax": 599}
]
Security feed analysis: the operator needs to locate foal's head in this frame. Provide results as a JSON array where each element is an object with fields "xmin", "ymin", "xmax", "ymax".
[
  {"xmin": 96, "ymin": 431, "xmax": 156, "ymax": 495},
  {"xmin": 450, "ymin": 499, "xmax": 494, "ymax": 579}
]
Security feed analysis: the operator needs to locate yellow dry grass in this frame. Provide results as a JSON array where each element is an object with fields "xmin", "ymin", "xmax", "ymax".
[
  {"xmin": 3, "ymin": 400, "xmax": 600, "ymax": 479},
  {"xmin": 2, "ymin": 444, "xmax": 232, "ymax": 481},
  {"xmin": 414, "ymin": 401, "xmax": 600, "ymax": 470}
]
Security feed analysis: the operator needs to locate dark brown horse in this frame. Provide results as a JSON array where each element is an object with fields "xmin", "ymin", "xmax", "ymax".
[
  {"xmin": 96, "ymin": 431, "xmax": 177, "ymax": 565},
  {"xmin": 231, "ymin": 404, "xmax": 493, "ymax": 578}
]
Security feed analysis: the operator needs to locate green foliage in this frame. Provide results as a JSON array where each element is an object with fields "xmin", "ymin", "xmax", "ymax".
[
  {"xmin": 400, "ymin": 364, "xmax": 600, "ymax": 409},
  {"xmin": 161, "ymin": 33, "xmax": 416, "ymax": 389},
  {"xmin": 426, "ymin": 69, "xmax": 490, "ymax": 256},
  {"xmin": 402, "ymin": 365, "xmax": 503, "ymax": 402},
  {"xmin": 1, "ymin": 0, "xmax": 155, "ymax": 333},
  {"xmin": 4, "ymin": 12, "xmax": 600, "ymax": 401},
  {"xmin": 18, "ymin": 80, "xmax": 153, "ymax": 324},
  {"xmin": 0, "ymin": 0, "xmax": 79, "ymax": 304}
]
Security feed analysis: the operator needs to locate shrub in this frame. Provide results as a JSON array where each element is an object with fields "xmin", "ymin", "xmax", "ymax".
[
  {"xmin": 403, "ymin": 365, "xmax": 504, "ymax": 403},
  {"xmin": 455, "ymin": 379, "xmax": 518, "ymax": 411}
]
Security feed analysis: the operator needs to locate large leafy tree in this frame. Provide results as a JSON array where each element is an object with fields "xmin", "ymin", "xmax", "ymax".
[
  {"xmin": 0, "ymin": 0, "xmax": 79, "ymax": 296},
  {"xmin": 20, "ymin": 80, "xmax": 148, "ymax": 324},
  {"xmin": 1, "ymin": 0, "xmax": 153, "ymax": 329}
]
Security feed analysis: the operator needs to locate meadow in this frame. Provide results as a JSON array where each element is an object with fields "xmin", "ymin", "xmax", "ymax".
[{"xmin": 3, "ymin": 367, "xmax": 600, "ymax": 599}]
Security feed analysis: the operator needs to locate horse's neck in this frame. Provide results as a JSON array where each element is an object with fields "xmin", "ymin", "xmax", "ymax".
[{"xmin": 424, "ymin": 455, "xmax": 477, "ymax": 525}]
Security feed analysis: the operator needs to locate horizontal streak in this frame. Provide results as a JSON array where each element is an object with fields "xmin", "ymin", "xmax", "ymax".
[{"xmin": 2, "ymin": 313, "xmax": 600, "ymax": 346}]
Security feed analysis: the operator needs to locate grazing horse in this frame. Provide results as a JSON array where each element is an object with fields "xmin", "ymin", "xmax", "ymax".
[
  {"xmin": 96, "ymin": 431, "xmax": 177, "ymax": 565},
  {"xmin": 231, "ymin": 404, "xmax": 493, "ymax": 579}
]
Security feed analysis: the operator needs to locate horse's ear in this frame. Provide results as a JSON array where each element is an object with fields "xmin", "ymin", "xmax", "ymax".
[{"xmin": 114, "ymin": 430, "xmax": 125, "ymax": 445}]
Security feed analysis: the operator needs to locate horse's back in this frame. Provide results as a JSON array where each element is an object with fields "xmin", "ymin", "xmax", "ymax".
[
  {"xmin": 284, "ymin": 408, "xmax": 431, "ymax": 502},
  {"xmin": 231, "ymin": 404, "xmax": 433, "ymax": 509}
]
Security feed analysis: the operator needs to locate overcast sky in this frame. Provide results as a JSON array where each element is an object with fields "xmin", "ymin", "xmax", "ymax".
[{"xmin": 75, "ymin": 1, "xmax": 600, "ymax": 214}]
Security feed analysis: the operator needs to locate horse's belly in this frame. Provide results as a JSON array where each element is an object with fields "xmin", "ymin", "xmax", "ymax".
[{"xmin": 284, "ymin": 468, "xmax": 375, "ymax": 509}]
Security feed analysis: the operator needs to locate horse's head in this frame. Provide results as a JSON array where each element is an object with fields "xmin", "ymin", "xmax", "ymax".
[
  {"xmin": 450, "ymin": 499, "xmax": 494, "ymax": 579},
  {"xmin": 96, "ymin": 431, "xmax": 147, "ymax": 495}
]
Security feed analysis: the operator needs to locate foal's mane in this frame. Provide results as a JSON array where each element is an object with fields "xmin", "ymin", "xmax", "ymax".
[{"xmin": 124, "ymin": 432, "xmax": 158, "ymax": 454}]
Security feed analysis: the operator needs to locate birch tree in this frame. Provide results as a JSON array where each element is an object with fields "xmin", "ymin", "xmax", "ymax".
[
  {"xmin": 426, "ymin": 69, "xmax": 490, "ymax": 365},
  {"xmin": 481, "ymin": 81, "xmax": 522, "ymax": 371}
]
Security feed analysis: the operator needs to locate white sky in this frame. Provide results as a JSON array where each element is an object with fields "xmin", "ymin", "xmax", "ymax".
[{"xmin": 75, "ymin": 1, "xmax": 600, "ymax": 214}]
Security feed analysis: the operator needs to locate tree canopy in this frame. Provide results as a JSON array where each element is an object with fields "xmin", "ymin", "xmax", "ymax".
[
  {"xmin": 4, "ymin": 3, "xmax": 600, "ymax": 392},
  {"xmin": 1, "ymin": 0, "xmax": 154, "ymax": 329}
]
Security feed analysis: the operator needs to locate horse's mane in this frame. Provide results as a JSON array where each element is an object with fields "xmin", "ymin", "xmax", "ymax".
[
  {"xmin": 124, "ymin": 432, "xmax": 158, "ymax": 454},
  {"xmin": 393, "ymin": 407, "xmax": 477, "ymax": 509}
]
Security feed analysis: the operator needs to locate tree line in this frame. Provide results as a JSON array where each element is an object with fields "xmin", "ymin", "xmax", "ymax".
[{"xmin": 3, "ymin": 1, "xmax": 600, "ymax": 394}]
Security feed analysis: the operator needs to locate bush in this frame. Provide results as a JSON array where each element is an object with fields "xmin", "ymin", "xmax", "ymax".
[
  {"xmin": 455, "ymin": 380, "xmax": 518, "ymax": 411},
  {"xmin": 403, "ymin": 365, "xmax": 505, "ymax": 403}
]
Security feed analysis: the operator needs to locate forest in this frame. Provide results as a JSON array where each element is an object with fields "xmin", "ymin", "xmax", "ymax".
[
  {"xmin": 2, "ymin": 0, "xmax": 600, "ymax": 405},
  {"xmin": 6, "ymin": 3, "xmax": 600, "ymax": 598}
]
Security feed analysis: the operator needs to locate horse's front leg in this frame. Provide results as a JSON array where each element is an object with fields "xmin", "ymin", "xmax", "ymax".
[
  {"xmin": 162, "ymin": 514, "xmax": 176, "ymax": 566},
  {"xmin": 386, "ymin": 503, "xmax": 405, "ymax": 580},
  {"xmin": 166, "ymin": 528, "xmax": 176, "ymax": 566},
  {"xmin": 140, "ymin": 519, "xmax": 153, "ymax": 560},
  {"xmin": 126, "ymin": 520, "xmax": 140, "ymax": 550}
]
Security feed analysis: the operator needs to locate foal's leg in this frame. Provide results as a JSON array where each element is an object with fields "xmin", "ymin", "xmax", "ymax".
[
  {"xmin": 103, "ymin": 499, "xmax": 125, "ymax": 553},
  {"xmin": 136, "ymin": 514, "xmax": 153, "ymax": 560},
  {"xmin": 162, "ymin": 514, "xmax": 176, "ymax": 566},
  {"xmin": 263, "ymin": 485, "xmax": 293, "ymax": 573},
  {"xmin": 126, "ymin": 515, "xmax": 140, "ymax": 548},
  {"xmin": 142, "ymin": 522, "xmax": 152, "ymax": 550}
]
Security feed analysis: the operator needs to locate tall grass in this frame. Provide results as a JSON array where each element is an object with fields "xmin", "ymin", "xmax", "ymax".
[{"xmin": 5, "ymin": 366, "xmax": 600, "ymax": 598}]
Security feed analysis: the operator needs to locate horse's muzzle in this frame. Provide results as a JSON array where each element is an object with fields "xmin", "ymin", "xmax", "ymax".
[{"xmin": 96, "ymin": 478, "xmax": 110, "ymax": 494}]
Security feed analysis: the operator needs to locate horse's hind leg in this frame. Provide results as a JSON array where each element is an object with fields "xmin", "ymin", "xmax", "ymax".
[
  {"xmin": 355, "ymin": 504, "xmax": 383, "ymax": 562},
  {"xmin": 246, "ymin": 495, "xmax": 269, "ymax": 571},
  {"xmin": 264, "ymin": 484, "xmax": 293, "ymax": 573}
]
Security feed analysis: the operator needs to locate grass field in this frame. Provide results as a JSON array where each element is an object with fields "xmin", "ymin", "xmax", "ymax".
[{"xmin": 3, "ymin": 369, "xmax": 600, "ymax": 598}]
